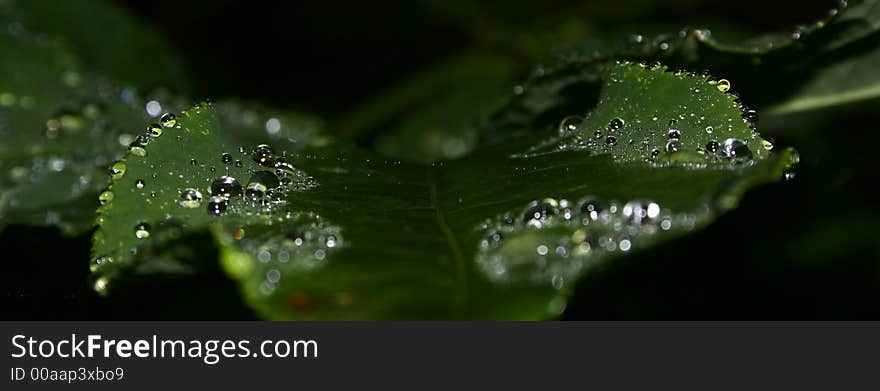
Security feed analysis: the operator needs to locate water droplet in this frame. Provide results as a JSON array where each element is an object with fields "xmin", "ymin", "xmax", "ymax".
[
  {"xmin": 271, "ymin": 162, "xmax": 294, "ymax": 179},
  {"xmin": 221, "ymin": 153, "xmax": 233, "ymax": 165},
  {"xmin": 558, "ymin": 116, "xmax": 582, "ymax": 136},
  {"xmin": 605, "ymin": 135, "xmax": 618, "ymax": 146},
  {"xmin": 135, "ymin": 179, "xmax": 145, "ymax": 189},
  {"xmin": 665, "ymin": 139, "xmax": 680, "ymax": 153},
  {"xmin": 210, "ymin": 176, "xmax": 243, "ymax": 199},
  {"xmin": 207, "ymin": 196, "xmax": 228, "ymax": 216},
  {"xmin": 190, "ymin": 159, "xmax": 198, "ymax": 165},
  {"xmin": 523, "ymin": 200, "xmax": 558, "ymax": 224},
  {"xmin": 608, "ymin": 117, "xmax": 625, "ymax": 131},
  {"xmin": 99, "ymin": 191, "xmax": 114, "ymax": 205},
  {"xmin": 134, "ymin": 222, "xmax": 151, "ymax": 239},
  {"xmin": 234, "ymin": 160, "xmax": 243, "ymax": 168},
  {"xmin": 147, "ymin": 123, "xmax": 163, "ymax": 137},
  {"xmin": 160, "ymin": 113, "xmax": 177, "ymax": 127},
  {"xmin": 743, "ymin": 108, "xmax": 759, "ymax": 123},
  {"xmin": 250, "ymin": 170, "xmax": 280, "ymax": 189},
  {"xmin": 487, "ymin": 230, "xmax": 503, "ymax": 248},
  {"xmin": 128, "ymin": 135, "xmax": 149, "ymax": 157},
  {"xmin": 578, "ymin": 198, "xmax": 602, "ymax": 220},
  {"xmin": 179, "ymin": 188, "xmax": 203, "ymax": 208},
  {"xmin": 667, "ymin": 129, "xmax": 681, "ymax": 139},
  {"xmin": 761, "ymin": 139, "xmax": 774, "ymax": 150},
  {"xmin": 651, "ymin": 148, "xmax": 660, "ymax": 158},
  {"xmin": 252, "ymin": 144, "xmax": 275, "ymax": 167},
  {"xmin": 716, "ymin": 79, "xmax": 731, "ymax": 92},
  {"xmin": 705, "ymin": 126, "xmax": 714, "ymax": 134},
  {"xmin": 705, "ymin": 140, "xmax": 720, "ymax": 154},
  {"xmin": 719, "ymin": 138, "xmax": 752, "ymax": 160},
  {"xmin": 109, "ymin": 162, "xmax": 126, "ymax": 180}
]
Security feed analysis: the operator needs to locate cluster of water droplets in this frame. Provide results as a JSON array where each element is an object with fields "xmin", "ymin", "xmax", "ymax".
[
  {"xmin": 475, "ymin": 197, "xmax": 704, "ymax": 291},
  {"xmin": 517, "ymin": 63, "xmax": 773, "ymax": 167},
  {"xmin": 224, "ymin": 214, "xmax": 343, "ymax": 298}
]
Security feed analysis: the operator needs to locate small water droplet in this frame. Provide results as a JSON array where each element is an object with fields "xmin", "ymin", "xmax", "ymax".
[
  {"xmin": 135, "ymin": 179, "xmax": 145, "ymax": 189},
  {"xmin": 667, "ymin": 129, "xmax": 681, "ymax": 139},
  {"xmin": 99, "ymin": 190, "xmax": 114, "ymax": 205},
  {"xmin": 743, "ymin": 108, "xmax": 759, "ymax": 123},
  {"xmin": 134, "ymin": 222, "xmax": 151, "ymax": 239},
  {"xmin": 558, "ymin": 116, "xmax": 582, "ymax": 136},
  {"xmin": 665, "ymin": 139, "xmax": 680, "ymax": 153},
  {"xmin": 179, "ymin": 188, "xmax": 203, "ymax": 208},
  {"xmin": 221, "ymin": 153, "xmax": 233, "ymax": 165},
  {"xmin": 605, "ymin": 135, "xmax": 617, "ymax": 146},
  {"xmin": 109, "ymin": 162, "xmax": 126, "ymax": 180},
  {"xmin": 716, "ymin": 79, "xmax": 731, "ymax": 92},
  {"xmin": 608, "ymin": 117, "xmax": 625, "ymax": 131},
  {"xmin": 761, "ymin": 139, "xmax": 774, "ymax": 150},
  {"xmin": 160, "ymin": 113, "xmax": 177, "ymax": 127},
  {"xmin": 207, "ymin": 196, "xmax": 228, "ymax": 216},
  {"xmin": 705, "ymin": 140, "xmax": 720, "ymax": 154}
]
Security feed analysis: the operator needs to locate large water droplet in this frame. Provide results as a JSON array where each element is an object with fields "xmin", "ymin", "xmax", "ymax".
[
  {"xmin": 719, "ymin": 138, "xmax": 752, "ymax": 160},
  {"xmin": 147, "ymin": 123, "xmax": 163, "ymax": 138},
  {"xmin": 211, "ymin": 176, "xmax": 242, "ymax": 199},
  {"xmin": 252, "ymin": 144, "xmax": 275, "ymax": 167},
  {"xmin": 179, "ymin": 188, "xmax": 203, "ymax": 208},
  {"xmin": 160, "ymin": 112, "xmax": 177, "ymax": 127}
]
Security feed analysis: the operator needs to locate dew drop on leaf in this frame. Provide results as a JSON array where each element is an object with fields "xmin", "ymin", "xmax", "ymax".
[
  {"xmin": 207, "ymin": 196, "xmax": 229, "ymax": 216},
  {"xmin": 135, "ymin": 179, "xmax": 145, "ymax": 189},
  {"xmin": 147, "ymin": 123, "xmax": 163, "ymax": 138},
  {"xmin": 134, "ymin": 222, "xmax": 151, "ymax": 239},
  {"xmin": 252, "ymin": 144, "xmax": 276, "ymax": 167},
  {"xmin": 160, "ymin": 112, "xmax": 177, "ymax": 127},
  {"xmin": 706, "ymin": 140, "xmax": 720, "ymax": 154},
  {"xmin": 109, "ymin": 162, "xmax": 126, "ymax": 180},
  {"xmin": 99, "ymin": 190, "xmax": 114, "ymax": 205},
  {"xmin": 211, "ymin": 176, "xmax": 243, "ymax": 199},
  {"xmin": 716, "ymin": 79, "xmax": 731, "ymax": 92},
  {"xmin": 719, "ymin": 138, "xmax": 752, "ymax": 160},
  {"xmin": 179, "ymin": 188, "xmax": 203, "ymax": 208}
]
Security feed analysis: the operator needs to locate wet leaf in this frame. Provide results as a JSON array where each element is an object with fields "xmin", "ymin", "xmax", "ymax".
[
  {"xmin": 490, "ymin": 0, "xmax": 880, "ymax": 138},
  {"xmin": 0, "ymin": 26, "xmax": 326, "ymax": 235},
  {"xmin": 93, "ymin": 62, "xmax": 796, "ymax": 319}
]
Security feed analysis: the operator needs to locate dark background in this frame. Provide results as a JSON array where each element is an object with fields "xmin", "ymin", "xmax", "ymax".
[{"xmin": 5, "ymin": 0, "xmax": 878, "ymax": 319}]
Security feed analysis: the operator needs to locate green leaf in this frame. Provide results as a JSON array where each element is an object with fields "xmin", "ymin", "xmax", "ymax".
[
  {"xmin": 0, "ymin": 26, "xmax": 326, "ymax": 235},
  {"xmin": 92, "ymin": 62, "xmax": 796, "ymax": 319},
  {"xmin": 491, "ymin": 0, "xmax": 880, "ymax": 138}
]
